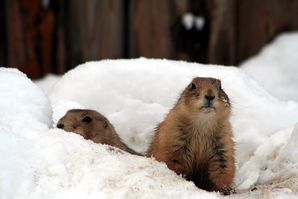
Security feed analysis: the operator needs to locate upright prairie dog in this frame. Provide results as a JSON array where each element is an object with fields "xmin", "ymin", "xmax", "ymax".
[
  {"xmin": 57, "ymin": 109, "xmax": 140, "ymax": 155},
  {"xmin": 147, "ymin": 77, "xmax": 235, "ymax": 194}
]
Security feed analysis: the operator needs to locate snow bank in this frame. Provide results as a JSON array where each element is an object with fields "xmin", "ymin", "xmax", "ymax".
[
  {"xmin": 50, "ymin": 58, "xmax": 298, "ymax": 193},
  {"xmin": 241, "ymin": 32, "xmax": 298, "ymax": 101},
  {"xmin": 1, "ymin": 67, "xmax": 218, "ymax": 199},
  {"xmin": 0, "ymin": 68, "xmax": 52, "ymax": 198},
  {"xmin": 34, "ymin": 74, "xmax": 61, "ymax": 95},
  {"xmin": 11, "ymin": 129, "xmax": 215, "ymax": 199},
  {"xmin": 0, "ymin": 68, "xmax": 52, "ymax": 129},
  {"xmin": 2, "ymin": 56, "xmax": 298, "ymax": 198},
  {"xmin": 50, "ymin": 58, "xmax": 298, "ymax": 159}
]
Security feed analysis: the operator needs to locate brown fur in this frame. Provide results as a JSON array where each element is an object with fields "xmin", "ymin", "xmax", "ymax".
[
  {"xmin": 147, "ymin": 77, "xmax": 235, "ymax": 194},
  {"xmin": 57, "ymin": 109, "xmax": 140, "ymax": 155}
]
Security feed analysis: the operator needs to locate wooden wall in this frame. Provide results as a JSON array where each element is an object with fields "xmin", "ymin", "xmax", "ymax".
[
  {"xmin": 0, "ymin": 0, "xmax": 7, "ymax": 67},
  {"xmin": 236, "ymin": 0, "xmax": 298, "ymax": 63},
  {"xmin": 1, "ymin": 0, "xmax": 298, "ymax": 79}
]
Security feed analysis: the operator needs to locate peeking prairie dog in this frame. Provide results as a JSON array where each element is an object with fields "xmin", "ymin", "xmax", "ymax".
[
  {"xmin": 57, "ymin": 109, "xmax": 140, "ymax": 155},
  {"xmin": 147, "ymin": 77, "xmax": 235, "ymax": 194}
]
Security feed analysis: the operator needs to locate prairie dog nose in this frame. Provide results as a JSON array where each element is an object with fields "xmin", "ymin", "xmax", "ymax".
[
  {"xmin": 205, "ymin": 94, "xmax": 215, "ymax": 101},
  {"xmin": 57, "ymin": 123, "xmax": 64, "ymax": 129},
  {"xmin": 205, "ymin": 89, "xmax": 215, "ymax": 101}
]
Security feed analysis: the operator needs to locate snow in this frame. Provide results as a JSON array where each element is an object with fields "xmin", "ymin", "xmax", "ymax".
[
  {"xmin": 182, "ymin": 13, "xmax": 205, "ymax": 31},
  {"xmin": 241, "ymin": 32, "xmax": 298, "ymax": 101},
  {"xmin": 35, "ymin": 74, "xmax": 60, "ymax": 95},
  {"xmin": 0, "ymin": 68, "xmax": 52, "ymax": 199},
  {"xmin": 182, "ymin": 13, "xmax": 194, "ymax": 30},
  {"xmin": 2, "ymin": 32, "xmax": 298, "ymax": 198},
  {"xmin": 194, "ymin": 16, "xmax": 205, "ymax": 31},
  {"xmin": 0, "ymin": 68, "xmax": 52, "ymax": 129},
  {"xmin": 42, "ymin": 0, "xmax": 50, "ymax": 8}
]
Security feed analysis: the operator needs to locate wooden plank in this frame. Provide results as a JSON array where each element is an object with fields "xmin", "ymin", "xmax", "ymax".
[
  {"xmin": 237, "ymin": 0, "xmax": 298, "ymax": 64},
  {"xmin": 5, "ymin": 0, "xmax": 58, "ymax": 78},
  {"xmin": 129, "ymin": 0, "xmax": 178, "ymax": 58},
  {"xmin": 0, "ymin": 1, "xmax": 6, "ymax": 66},
  {"xmin": 53, "ymin": 0, "xmax": 67, "ymax": 74},
  {"xmin": 207, "ymin": 0, "xmax": 236, "ymax": 65},
  {"xmin": 5, "ymin": 0, "xmax": 31, "ymax": 76},
  {"xmin": 65, "ymin": 0, "xmax": 124, "ymax": 69}
]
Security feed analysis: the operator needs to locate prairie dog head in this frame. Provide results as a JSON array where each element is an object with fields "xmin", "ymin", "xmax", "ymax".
[
  {"xmin": 180, "ymin": 77, "xmax": 230, "ymax": 119},
  {"xmin": 57, "ymin": 109, "xmax": 114, "ymax": 143}
]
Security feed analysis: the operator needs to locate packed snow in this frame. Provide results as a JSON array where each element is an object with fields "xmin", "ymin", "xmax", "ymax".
[
  {"xmin": 1, "ymin": 32, "xmax": 298, "ymax": 198},
  {"xmin": 241, "ymin": 32, "xmax": 298, "ymax": 101},
  {"xmin": 34, "ymin": 74, "xmax": 60, "ymax": 95}
]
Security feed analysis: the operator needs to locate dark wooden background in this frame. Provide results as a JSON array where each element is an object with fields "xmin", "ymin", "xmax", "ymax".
[{"xmin": 1, "ymin": 0, "xmax": 298, "ymax": 79}]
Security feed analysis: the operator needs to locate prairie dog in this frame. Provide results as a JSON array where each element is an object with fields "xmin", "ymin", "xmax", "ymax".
[
  {"xmin": 147, "ymin": 77, "xmax": 235, "ymax": 194},
  {"xmin": 57, "ymin": 109, "xmax": 140, "ymax": 155}
]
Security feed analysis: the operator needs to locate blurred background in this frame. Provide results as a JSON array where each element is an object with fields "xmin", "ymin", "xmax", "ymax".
[{"xmin": 1, "ymin": 0, "xmax": 298, "ymax": 79}]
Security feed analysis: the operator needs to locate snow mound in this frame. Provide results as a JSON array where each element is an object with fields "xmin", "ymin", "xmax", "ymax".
[
  {"xmin": 4, "ymin": 128, "xmax": 217, "ymax": 199},
  {"xmin": 0, "ymin": 68, "xmax": 52, "ymax": 198},
  {"xmin": 34, "ymin": 74, "xmax": 61, "ymax": 95},
  {"xmin": 241, "ymin": 32, "xmax": 298, "ymax": 101},
  {"xmin": 50, "ymin": 58, "xmax": 298, "ymax": 192},
  {"xmin": 0, "ymin": 68, "xmax": 52, "ymax": 129}
]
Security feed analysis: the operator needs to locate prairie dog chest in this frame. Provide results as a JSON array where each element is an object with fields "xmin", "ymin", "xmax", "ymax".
[
  {"xmin": 175, "ymin": 127, "xmax": 215, "ymax": 164},
  {"xmin": 186, "ymin": 133, "xmax": 213, "ymax": 161}
]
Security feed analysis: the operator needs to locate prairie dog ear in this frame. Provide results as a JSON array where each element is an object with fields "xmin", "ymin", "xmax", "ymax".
[
  {"xmin": 103, "ymin": 120, "xmax": 109, "ymax": 129},
  {"xmin": 188, "ymin": 82, "xmax": 197, "ymax": 91}
]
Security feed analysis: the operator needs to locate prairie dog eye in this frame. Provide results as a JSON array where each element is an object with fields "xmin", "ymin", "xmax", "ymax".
[{"xmin": 82, "ymin": 116, "xmax": 92, "ymax": 123}]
